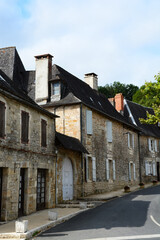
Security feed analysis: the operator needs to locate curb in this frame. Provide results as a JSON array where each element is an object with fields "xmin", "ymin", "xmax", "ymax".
[{"xmin": 0, "ymin": 209, "xmax": 88, "ymax": 239}]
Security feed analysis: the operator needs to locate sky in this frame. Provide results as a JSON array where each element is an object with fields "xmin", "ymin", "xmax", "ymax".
[{"xmin": 1, "ymin": 0, "xmax": 160, "ymax": 87}]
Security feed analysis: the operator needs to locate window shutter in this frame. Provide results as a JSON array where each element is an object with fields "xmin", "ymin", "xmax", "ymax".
[
  {"xmin": 155, "ymin": 140, "xmax": 157, "ymax": 152},
  {"xmin": 129, "ymin": 162, "xmax": 131, "ymax": 181},
  {"xmin": 92, "ymin": 157, "xmax": 96, "ymax": 182},
  {"xmin": 41, "ymin": 119, "xmax": 47, "ymax": 147},
  {"xmin": 0, "ymin": 101, "xmax": 5, "ymax": 138},
  {"xmin": 153, "ymin": 162, "xmax": 156, "ymax": 176},
  {"xmin": 86, "ymin": 110, "xmax": 92, "ymax": 134},
  {"xmin": 128, "ymin": 133, "xmax": 130, "ymax": 148},
  {"xmin": 106, "ymin": 159, "xmax": 109, "ymax": 180},
  {"xmin": 113, "ymin": 160, "xmax": 116, "ymax": 180},
  {"xmin": 145, "ymin": 161, "xmax": 148, "ymax": 176},
  {"xmin": 133, "ymin": 163, "xmax": 136, "ymax": 180},
  {"xmin": 21, "ymin": 111, "xmax": 29, "ymax": 143},
  {"xmin": 86, "ymin": 155, "xmax": 89, "ymax": 181},
  {"xmin": 132, "ymin": 134, "xmax": 134, "ymax": 149},
  {"xmin": 148, "ymin": 139, "xmax": 151, "ymax": 151},
  {"xmin": 107, "ymin": 121, "xmax": 112, "ymax": 142}
]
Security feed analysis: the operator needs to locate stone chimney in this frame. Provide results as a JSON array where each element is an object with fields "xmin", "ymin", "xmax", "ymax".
[
  {"xmin": 35, "ymin": 54, "xmax": 53, "ymax": 104},
  {"xmin": 84, "ymin": 73, "xmax": 98, "ymax": 90},
  {"xmin": 114, "ymin": 93, "xmax": 124, "ymax": 113}
]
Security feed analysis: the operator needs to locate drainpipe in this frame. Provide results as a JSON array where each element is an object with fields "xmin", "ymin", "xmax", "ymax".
[
  {"xmin": 55, "ymin": 149, "xmax": 58, "ymax": 205},
  {"xmin": 138, "ymin": 133, "xmax": 142, "ymax": 183},
  {"xmin": 80, "ymin": 103, "xmax": 84, "ymax": 197}
]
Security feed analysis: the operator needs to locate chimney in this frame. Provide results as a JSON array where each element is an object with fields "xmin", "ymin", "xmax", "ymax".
[
  {"xmin": 114, "ymin": 93, "xmax": 124, "ymax": 113},
  {"xmin": 35, "ymin": 54, "xmax": 53, "ymax": 104},
  {"xmin": 84, "ymin": 73, "xmax": 98, "ymax": 90}
]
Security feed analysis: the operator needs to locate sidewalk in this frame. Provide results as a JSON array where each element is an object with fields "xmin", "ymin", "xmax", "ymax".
[{"xmin": 0, "ymin": 182, "xmax": 157, "ymax": 239}]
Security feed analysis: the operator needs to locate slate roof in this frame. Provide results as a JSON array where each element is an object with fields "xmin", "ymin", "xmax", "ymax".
[
  {"xmin": 0, "ymin": 47, "xmax": 28, "ymax": 92},
  {"xmin": 43, "ymin": 64, "xmax": 140, "ymax": 131},
  {"xmin": 124, "ymin": 100, "xmax": 160, "ymax": 138},
  {"xmin": 0, "ymin": 69, "xmax": 57, "ymax": 119},
  {"xmin": 55, "ymin": 132, "xmax": 88, "ymax": 153}
]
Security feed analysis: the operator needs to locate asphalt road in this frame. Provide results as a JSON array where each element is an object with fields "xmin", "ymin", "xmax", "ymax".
[{"xmin": 36, "ymin": 185, "xmax": 160, "ymax": 240}]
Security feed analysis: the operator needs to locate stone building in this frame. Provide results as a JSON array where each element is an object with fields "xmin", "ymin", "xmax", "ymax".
[
  {"xmin": 123, "ymin": 99, "xmax": 160, "ymax": 183},
  {"xmin": 31, "ymin": 54, "xmax": 141, "ymax": 197},
  {"xmin": 0, "ymin": 65, "xmax": 57, "ymax": 221},
  {"xmin": 110, "ymin": 93, "xmax": 160, "ymax": 183},
  {"xmin": 0, "ymin": 46, "xmax": 88, "ymax": 208}
]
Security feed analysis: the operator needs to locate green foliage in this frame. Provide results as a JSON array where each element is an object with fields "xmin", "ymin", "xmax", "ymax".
[
  {"xmin": 98, "ymin": 81, "xmax": 139, "ymax": 101},
  {"xmin": 135, "ymin": 73, "xmax": 160, "ymax": 124}
]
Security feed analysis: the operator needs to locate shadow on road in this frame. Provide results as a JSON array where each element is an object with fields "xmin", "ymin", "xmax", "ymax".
[{"xmin": 38, "ymin": 185, "xmax": 160, "ymax": 238}]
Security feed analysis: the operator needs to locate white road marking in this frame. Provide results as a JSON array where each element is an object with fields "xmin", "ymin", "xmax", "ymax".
[
  {"xmin": 84, "ymin": 234, "xmax": 160, "ymax": 240},
  {"xmin": 150, "ymin": 215, "xmax": 160, "ymax": 227}
]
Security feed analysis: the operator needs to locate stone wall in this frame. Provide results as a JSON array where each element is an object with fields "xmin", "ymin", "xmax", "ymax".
[
  {"xmin": 140, "ymin": 135, "xmax": 160, "ymax": 183},
  {"xmin": 0, "ymin": 93, "xmax": 56, "ymax": 221},
  {"xmin": 48, "ymin": 104, "xmax": 81, "ymax": 140},
  {"xmin": 82, "ymin": 106, "xmax": 140, "ymax": 196}
]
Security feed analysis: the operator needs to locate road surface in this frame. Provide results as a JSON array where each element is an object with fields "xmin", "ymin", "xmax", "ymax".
[{"xmin": 36, "ymin": 185, "xmax": 160, "ymax": 240}]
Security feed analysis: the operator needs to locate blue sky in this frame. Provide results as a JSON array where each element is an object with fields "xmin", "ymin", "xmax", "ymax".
[{"xmin": 1, "ymin": 0, "xmax": 160, "ymax": 87}]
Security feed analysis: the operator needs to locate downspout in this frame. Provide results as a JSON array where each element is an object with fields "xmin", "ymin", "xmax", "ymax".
[
  {"xmin": 80, "ymin": 103, "xmax": 84, "ymax": 197},
  {"xmin": 138, "ymin": 132, "xmax": 142, "ymax": 183}
]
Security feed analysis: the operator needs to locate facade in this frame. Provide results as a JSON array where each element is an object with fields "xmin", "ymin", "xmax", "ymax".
[
  {"xmin": 32, "ymin": 54, "xmax": 141, "ymax": 197},
  {"xmin": 123, "ymin": 99, "xmax": 160, "ymax": 183},
  {"xmin": 1, "ymin": 45, "xmax": 160, "ymax": 215},
  {"xmin": 110, "ymin": 93, "xmax": 160, "ymax": 183},
  {"xmin": 0, "ymin": 68, "xmax": 57, "ymax": 221}
]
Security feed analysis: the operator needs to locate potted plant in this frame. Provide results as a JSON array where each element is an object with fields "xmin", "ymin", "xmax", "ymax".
[
  {"xmin": 139, "ymin": 182, "xmax": 144, "ymax": 188},
  {"xmin": 124, "ymin": 185, "xmax": 130, "ymax": 193},
  {"xmin": 152, "ymin": 180, "xmax": 158, "ymax": 185}
]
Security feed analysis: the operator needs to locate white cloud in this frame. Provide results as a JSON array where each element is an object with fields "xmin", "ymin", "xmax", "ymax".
[{"xmin": 1, "ymin": 0, "xmax": 160, "ymax": 87}]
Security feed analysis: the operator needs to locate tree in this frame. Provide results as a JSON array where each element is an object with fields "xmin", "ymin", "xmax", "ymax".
[
  {"xmin": 133, "ymin": 73, "xmax": 160, "ymax": 124},
  {"xmin": 98, "ymin": 81, "xmax": 139, "ymax": 101}
]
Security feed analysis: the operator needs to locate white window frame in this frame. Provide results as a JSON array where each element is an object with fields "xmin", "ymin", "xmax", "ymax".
[
  {"xmin": 148, "ymin": 138, "xmax": 155, "ymax": 152},
  {"xmin": 145, "ymin": 161, "xmax": 152, "ymax": 176}
]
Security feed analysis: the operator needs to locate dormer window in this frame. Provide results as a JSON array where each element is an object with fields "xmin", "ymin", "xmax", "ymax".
[{"xmin": 52, "ymin": 82, "xmax": 60, "ymax": 95}]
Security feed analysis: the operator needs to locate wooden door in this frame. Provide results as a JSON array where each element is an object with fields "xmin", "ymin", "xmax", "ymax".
[
  {"xmin": 37, "ymin": 169, "xmax": 46, "ymax": 210},
  {"xmin": 18, "ymin": 168, "xmax": 25, "ymax": 217},
  {"xmin": 62, "ymin": 158, "xmax": 73, "ymax": 201}
]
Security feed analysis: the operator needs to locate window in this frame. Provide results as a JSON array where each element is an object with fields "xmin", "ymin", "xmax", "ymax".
[
  {"xmin": 129, "ymin": 162, "xmax": 136, "ymax": 181},
  {"xmin": 85, "ymin": 155, "xmax": 96, "ymax": 182},
  {"xmin": 21, "ymin": 111, "xmax": 29, "ymax": 143},
  {"xmin": 106, "ymin": 159, "xmax": 116, "ymax": 181},
  {"xmin": 148, "ymin": 138, "xmax": 157, "ymax": 152},
  {"xmin": 106, "ymin": 121, "xmax": 112, "ymax": 142},
  {"xmin": 52, "ymin": 82, "xmax": 60, "ymax": 95},
  {"xmin": 41, "ymin": 119, "xmax": 47, "ymax": 147},
  {"xmin": 0, "ymin": 101, "xmax": 5, "ymax": 138},
  {"xmin": 145, "ymin": 161, "xmax": 156, "ymax": 176},
  {"xmin": 86, "ymin": 110, "xmax": 92, "ymax": 134},
  {"xmin": 128, "ymin": 133, "xmax": 134, "ymax": 149}
]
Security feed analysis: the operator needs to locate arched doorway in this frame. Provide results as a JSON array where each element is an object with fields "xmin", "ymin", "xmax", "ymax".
[{"xmin": 62, "ymin": 158, "xmax": 73, "ymax": 200}]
